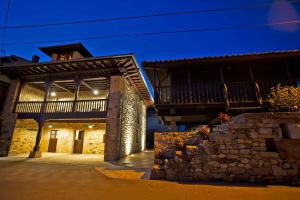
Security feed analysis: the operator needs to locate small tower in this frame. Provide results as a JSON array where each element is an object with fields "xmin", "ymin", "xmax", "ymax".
[{"xmin": 39, "ymin": 43, "xmax": 93, "ymax": 61}]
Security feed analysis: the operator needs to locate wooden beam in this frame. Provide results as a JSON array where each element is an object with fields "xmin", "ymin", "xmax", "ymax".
[
  {"xmin": 52, "ymin": 82, "xmax": 73, "ymax": 94},
  {"xmin": 81, "ymin": 80, "xmax": 94, "ymax": 91}
]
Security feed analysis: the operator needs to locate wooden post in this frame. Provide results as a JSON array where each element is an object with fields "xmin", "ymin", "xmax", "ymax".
[
  {"xmin": 249, "ymin": 65, "xmax": 262, "ymax": 105},
  {"xmin": 249, "ymin": 65, "xmax": 255, "ymax": 82},
  {"xmin": 73, "ymin": 78, "xmax": 81, "ymax": 112},
  {"xmin": 187, "ymin": 68, "xmax": 192, "ymax": 103},
  {"xmin": 219, "ymin": 66, "xmax": 225, "ymax": 83},
  {"xmin": 223, "ymin": 83, "xmax": 230, "ymax": 111},
  {"xmin": 153, "ymin": 69, "xmax": 158, "ymax": 103},
  {"xmin": 41, "ymin": 80, "xmax": 52, "ymax": 113},
  {"xmin": 219, "ymin": 66, "xmax": 229, "ymax": 110},
  {"xmin": 12, "ymin": 81, "xmax": 25, "ymax": 114},
  {"xmin": 285, "ymin": 62, "xmax": 292, "ymax": 83},
  {"xmin": 29, "ymin": 119, "xmax": 44, "ymax": 158}
]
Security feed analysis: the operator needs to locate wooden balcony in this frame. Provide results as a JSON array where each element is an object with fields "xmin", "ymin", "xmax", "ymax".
[
  {"xmin": 14, "ymin": 99, "xmax": 108, "ymax": 119},
  {"xmin": 155, "ymin": 80, "xmax": 295, "ymax": 109}
]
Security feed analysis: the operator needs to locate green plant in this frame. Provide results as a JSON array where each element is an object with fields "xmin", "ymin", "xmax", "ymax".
[{"xmin": 268, "ymin": 84, "xmax": 300, "ymax": 112}]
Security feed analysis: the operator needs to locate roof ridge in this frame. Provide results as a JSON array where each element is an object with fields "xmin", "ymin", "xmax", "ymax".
[{"xmin": 142, "ymin": 50, "xmax": 300, "ymax": 64}]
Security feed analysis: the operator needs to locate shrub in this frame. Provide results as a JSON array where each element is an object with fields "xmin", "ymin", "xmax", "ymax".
[{"xmin": 268, "ymin": 85, "xmax": 300, "ymax": 112}]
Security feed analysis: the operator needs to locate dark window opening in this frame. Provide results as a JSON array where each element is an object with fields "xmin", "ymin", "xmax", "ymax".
[
  {"xmin": 280, "ymin": 124, "xmax": 290, "ymax": 139},
  {"xmin": 265, "ymin": 138, "xmax": 278, "ymax": 152}
]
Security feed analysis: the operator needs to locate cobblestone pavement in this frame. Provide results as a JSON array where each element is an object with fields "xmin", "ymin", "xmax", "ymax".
[{"xmin": 1, "ymin": 153, "xmax": 300, "ymax": 200}]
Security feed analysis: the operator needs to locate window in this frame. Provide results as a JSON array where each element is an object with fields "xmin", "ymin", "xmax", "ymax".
[
  {"xmin": 50, "ymin": 130, "xmax": 59, "ymax": 139},
  {"xmin": 57, "ymin": 52, "xmax": 73, "ymax": 61},
  {"xmin": 265, "ymin": 138, "xmax": 278, "ymax": 152},
  {"xmin": 280, "ymin": 124, "xmax": 290, "ymax": 139},
  {"xmin": 75, "ymin": 130, "xmax": 84, "ymax": 140}
]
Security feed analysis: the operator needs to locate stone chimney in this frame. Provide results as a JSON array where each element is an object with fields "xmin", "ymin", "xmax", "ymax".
[{"xmin": 32, "ymin": 55, "xmax": 40, "ymax": 63}]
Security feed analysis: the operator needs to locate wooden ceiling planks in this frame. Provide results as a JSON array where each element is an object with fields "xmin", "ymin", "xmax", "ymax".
[{"xmin": 0, "ymin": 55, "xmax": 152, "ymax": 104}]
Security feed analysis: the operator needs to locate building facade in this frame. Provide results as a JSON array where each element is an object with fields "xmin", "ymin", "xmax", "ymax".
[
  {"xmin": 0, "ymin": 43, "xmax": 152, "ymax": 161},
  {"xmin": 143, "ymin": 51, "xmax": 300, "ymax": 130}
]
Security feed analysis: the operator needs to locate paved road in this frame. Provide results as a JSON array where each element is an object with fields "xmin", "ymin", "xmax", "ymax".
[{"xmin": 0, "ymin": 158, "xmax": 300, "ymax": 200}]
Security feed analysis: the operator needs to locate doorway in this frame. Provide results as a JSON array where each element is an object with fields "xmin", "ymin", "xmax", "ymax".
[
  {"xmin": 48, "ymin": 130, "xmax": 59, "ymax": 152},
  {"xmin": 73, "ymin": 130, "xmax": 84, "ymax": 154}
]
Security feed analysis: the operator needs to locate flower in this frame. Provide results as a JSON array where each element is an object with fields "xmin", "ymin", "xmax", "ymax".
[{"xmin": 218, "ymin": 112, "xmax": 231, "ymax": 122}]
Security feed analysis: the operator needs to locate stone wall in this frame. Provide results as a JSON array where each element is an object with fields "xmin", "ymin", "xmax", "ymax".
[
  {"xmin": 151, "ymin": 113, "xmax": 300, "ymax": 185},
  {"xmin": 0, "ymin": 80, "xmax": 21, "ymax": 156},
  {"xmin": 119, "ymin": 79, "xmax": 146, "ymax": 157},
  {"xmin": 104, "ymin": 76, "xmax": 147, "ymax": 161},
  {"xmin": 19, "ymin": 85, "xmax": 44, "ymax": 101},
  {"xmin": 9, "ymin": 120, "xmax": 106, "ymax": 155},
  {"xmin": 9, "ymin": 119, "xmax": 38, "ymax": 155}
]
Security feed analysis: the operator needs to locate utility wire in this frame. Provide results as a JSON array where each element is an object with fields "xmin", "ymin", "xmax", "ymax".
[
  {"xmin": 4, "ymin": 20, "xmax": 300, "ymax": 46},
  {"xmin": 1, "ymin": 0, "xmax": 11, "ymax": 55},
  {"xmin": 1, "ymin": 0, "xmax": 300, "ymax": 30}
]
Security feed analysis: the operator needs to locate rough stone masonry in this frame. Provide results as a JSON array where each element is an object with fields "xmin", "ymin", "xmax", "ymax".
[{"xmin": 151, "ymin": 112, "xmax": 300, "ymax": 185}]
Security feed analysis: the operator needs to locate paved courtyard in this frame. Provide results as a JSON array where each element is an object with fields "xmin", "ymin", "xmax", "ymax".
[{"xmin": 0, "ymin": 152, "xmax": 300, "ymax": 200}]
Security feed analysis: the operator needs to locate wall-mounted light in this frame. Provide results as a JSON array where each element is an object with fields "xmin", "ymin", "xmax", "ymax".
[
  {"xmin": 93, "ymin": 90, "xmax": 99, "ymax": 95},
  {"xmin": 88, "ymin": 125, "xmax": 94, "ymax": 129},
  {"xmin": 50, "ymin": 92, "xmax": 56, "ymax": 97}
]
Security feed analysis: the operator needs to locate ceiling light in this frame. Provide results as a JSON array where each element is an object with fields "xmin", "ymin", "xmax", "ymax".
[
  {"xmin": 50, "ymin": 92, "xmax": 56, "ymax": 97},
  {"xmin": 88, "ymin": 125, "xmax": 93, "ymax": 129},
  {"xmin": 48, "ymin": 125, "xmax": 53, "ymax": 128},
  {"xmin": 93, "ymin": 90, "xmax": 99, "ymax": 95}
]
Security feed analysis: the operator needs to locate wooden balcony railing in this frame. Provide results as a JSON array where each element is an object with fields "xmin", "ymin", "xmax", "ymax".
[
  {"xmin": 15, "ymin": 99, "xmax": 107, "ymax": 114},
  {"xmin": 155, "ymin": 80, "xmax": 296, "ymax": 105}
]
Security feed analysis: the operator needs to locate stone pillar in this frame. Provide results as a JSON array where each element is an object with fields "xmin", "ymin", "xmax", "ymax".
[
  {"xmin": 0, "ymin": 80, "xmax": 21, "ymax": 156},
  {"xmin": 104, "ymin": 75, "xmax": 123, "ymax": 161},
  {"xmin": 29, "ymin": 119, "xmax": 44, "ymax": 158}
]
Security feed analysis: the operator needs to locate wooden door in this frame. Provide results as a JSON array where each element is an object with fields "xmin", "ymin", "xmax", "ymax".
[
  {"xmin": 73, "ymin": 130, "xmax": 84, "ymax": 154},
  {"xmin": 48, "ymin": 130, "xmax": 58, "ymax": 152}
]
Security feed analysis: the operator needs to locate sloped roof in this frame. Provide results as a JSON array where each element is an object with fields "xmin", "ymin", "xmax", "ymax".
[
  {"xmin": 39, "ymin": 43, "xmax": 93, "ymax": 58},
  {"xmin": 142, "ymin": 50, "xmax": 300, "ymax": 68}
]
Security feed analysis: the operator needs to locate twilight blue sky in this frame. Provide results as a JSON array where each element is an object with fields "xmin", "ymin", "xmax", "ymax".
[{"xmin": 0, "ymin": 0, "xmax": 299, "ymax": 64}]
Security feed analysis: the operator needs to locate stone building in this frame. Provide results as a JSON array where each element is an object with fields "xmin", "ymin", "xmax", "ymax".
[{"xmin": 0, "ymin": 43, "xmax": 152, "ymax": 161}]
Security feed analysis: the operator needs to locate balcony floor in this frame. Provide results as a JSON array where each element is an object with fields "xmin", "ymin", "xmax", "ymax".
[{"xmin": 17, "ymin": 111, "xmax": 107, "ymax": 120}]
